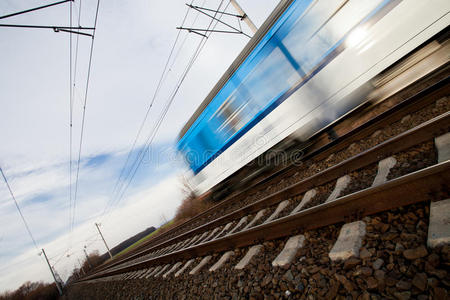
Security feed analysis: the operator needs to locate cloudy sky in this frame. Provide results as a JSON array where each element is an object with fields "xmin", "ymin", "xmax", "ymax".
[{"xmin": 0, "ymin": 0, "xmax": 279, "ymax": 292}]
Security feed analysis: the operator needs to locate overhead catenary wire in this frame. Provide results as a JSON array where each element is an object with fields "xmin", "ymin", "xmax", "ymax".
[
  {"xmin": 105, "ymin": 0, "xmax": 206, "ymax": 211},
  {"xmin": 48, "ymin": 231, "xmax": 99, "ymax": 267},
  {"xmin": 102, "ymin": 0, "xmax": 205, "ymax": 217},
  {"xmin": 51, "ymin": 238, "xmax": 100, "ymax": 267},
  {"xmin": 53, "ymin": 232, "xmax": 98, "ymax": 259},
  {"xmin": 67, "ymin": 0, "xmax": 83, "ymax": 252},
  {"xmin": 0, "ymin": 167, "xmax": 39, "ymax": 251},
  {"xmin": 111, "ymin": 0, "xmax": 227, "ymax": 209},
  {"xmin": 166, "ymin": 0, "xmax": 207, "ymax": 86},
  {"xmin": 104, "ymin": 0, "xmax": 228, "ymax": 218},
  {"xmin": 108, "ymin": 1, "xmax": 195, "ymax": 206},
  {"xmin": 0, "ymin": 0, "xmax": 73, "ymax": 20},
  {"xmin": 71, "ymin": 0, "xmax": 101, "ymax": 233},
  {"xmin": 68, "ymin": 0, "xmax": 74, "ymax": 248}
]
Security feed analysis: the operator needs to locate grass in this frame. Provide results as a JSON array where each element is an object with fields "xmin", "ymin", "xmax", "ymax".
[{"xmin": 113, "ymin": 220, "xmax": 175, "ymax": 259}]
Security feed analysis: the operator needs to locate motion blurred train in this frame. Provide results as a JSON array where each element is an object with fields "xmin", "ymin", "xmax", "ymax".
[{"xmin": 177, "ymin": 0, "xmax": 450, "ymax": 197}]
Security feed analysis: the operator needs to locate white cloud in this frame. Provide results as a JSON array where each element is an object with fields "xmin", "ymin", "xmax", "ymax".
[
  {"xmin": 0, "ymin": 0, "xmax": 278, "ymax": 293},
  {"xmin": 0, "ymin": 174, "xmax": 183, "ymax": 292}
]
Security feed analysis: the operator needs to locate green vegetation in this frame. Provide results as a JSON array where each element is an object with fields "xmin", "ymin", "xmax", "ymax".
[{"xmin": 113, "ymin": 220, "xmax": 175, "ymax": 259}]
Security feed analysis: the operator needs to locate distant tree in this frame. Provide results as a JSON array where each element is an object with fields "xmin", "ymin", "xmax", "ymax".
[
  {"xmin": 80, "ymin": 250, "xmax": 103, "ymax": 272},
  {"xmin": 174, "ymin": 176, "xmax": 211, "ymax": 225},
  {"xmin": 0, "ymin": 281, "xmax": 58, "ymax": 300}
]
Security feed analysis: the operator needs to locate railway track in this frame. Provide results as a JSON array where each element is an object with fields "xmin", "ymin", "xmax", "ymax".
[
  {"xmin": 115, "ymin": 67, "xmax": 449, "ymax": 257},
  {"xmin": 67, "ymin": 68, "xmax": 450, "ymax": 299},
  {"xmin": 85, "ymin": 65, "xmax": 449, "ymax": 272}
]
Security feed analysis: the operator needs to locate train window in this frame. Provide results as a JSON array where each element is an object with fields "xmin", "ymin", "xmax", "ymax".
[
  {"xmin": 240, "ymin": 45, "xmax": 301, "ymax": 107},
  {"xmin": 211, "ymin": 90, "xmax": 255, "ymax": 139},
  {"xmin": 181, "ymin": 0, "xmax": 388, "ymax": 174},
  {"xmin": 281, "ymin": 0, "xmax": 383, "ymax": 74},
  {"xmin": 209, "ymin": 39, "xmax": 303, "ymax": 143}
]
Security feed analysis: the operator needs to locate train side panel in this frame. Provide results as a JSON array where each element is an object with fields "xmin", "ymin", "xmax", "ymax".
[{"xmin": 178, "ymin": 0, "xmax": 450, "ymax": 194}]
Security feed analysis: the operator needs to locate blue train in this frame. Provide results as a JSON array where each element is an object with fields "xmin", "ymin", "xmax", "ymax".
[{"xmin": 177, "ymin": 0, "xmax": 450, "ymax": 196}]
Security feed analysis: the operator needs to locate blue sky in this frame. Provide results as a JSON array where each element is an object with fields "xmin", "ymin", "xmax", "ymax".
[{"xmin": 0, "ymin": 0, "xmax": 278, "ymax": 292}]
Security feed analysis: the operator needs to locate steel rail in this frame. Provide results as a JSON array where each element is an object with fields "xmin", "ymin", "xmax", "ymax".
[
  {"xmin": 105, "ymin": 73, "xmax": 449, "ymax": 265},
  {"xmin": 89, "ymin": 87, "xmax": 449, "ymax": 276},
  {"xmin": 88, "ymin": 110, "xmax": 450, "ymax": 275},
  {"xmin": 131, "ymin": 73, "xmax": 449, "ymax": 247},
  {"xmin": 81, "ymin": 160, "xmax": 450, "ymax": 280}
]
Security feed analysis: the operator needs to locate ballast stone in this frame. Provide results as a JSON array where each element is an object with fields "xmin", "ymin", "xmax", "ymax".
[
  {"xmin": 329, "ymin": 221, "xmax": 366, "ymax": 261},
  {"xmin": 435, "ymin": 132, "xmax": 450, "ymax": 162},
  {"xmin": 235, "ymin": 245, "xmax": 263, "ymax": 270},
  {"xmin": 428, "ymin": 199, "xmax": 450, "ymax": 248},
  {"xmin": 272, "ymin": 235, "xmax": 305, "ymax": 268}
]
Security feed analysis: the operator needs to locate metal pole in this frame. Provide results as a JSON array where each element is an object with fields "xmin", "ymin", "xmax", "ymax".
[
  {"xmin": 95, "ymin": 223, "xmax": 112, "ymax": 259},
  {"xmin": 41, "ymin": 249, "xmax": 63, "ymax": 296},
  {"xmin": 0, "ymin": 0, "xmax": 73, "ymax": 20},
  {"xmin": 77, "ymin": 258, "xmax": 85, "ymax": 275},
  {"xmin": 229, "ymin": 0, "xmax": 258, "ymax": 33},
  {"xmin": 83, "ymin": 248, "xmax": 93, "ymax": 269}
]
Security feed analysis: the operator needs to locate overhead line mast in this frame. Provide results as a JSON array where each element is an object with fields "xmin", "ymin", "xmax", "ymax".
[
  {"xmin": 95, "ymin": 223, "xmax": 113, "ymax": 259},
  {"xmin": 230, "ymin": 0, "xmax": 258, "ymax": 33},
  {"xmin": 177, "ymin": 0, "xmax": 258, "ymax": 38}
]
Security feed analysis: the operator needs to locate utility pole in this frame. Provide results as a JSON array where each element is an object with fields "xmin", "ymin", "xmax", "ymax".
[
  {"xmin": 83, "ymin": 247, "xmax": 93, "ymax": 269},
  {"xmin": 40, "ymin": 248, "xmax": 63, "ymax": 296},
  {"xmin": 77, "ymin": 258, "xmax": 85, "ymax": 275},
  {"xmin": 230, "ymin": 0, "xmax": 258, "ymax": 34},
  {"xmin": 95, "ymin": 223, "xmax": 112, "ymax": 259}
]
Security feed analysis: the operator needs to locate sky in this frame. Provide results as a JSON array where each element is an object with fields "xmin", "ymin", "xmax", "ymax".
[{"xmin": 0, "ymin": 0, "xmax": 279, "ymax": 293}]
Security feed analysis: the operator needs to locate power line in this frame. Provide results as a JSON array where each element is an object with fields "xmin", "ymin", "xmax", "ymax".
[
  {"xmin": 108, "ymin": 3, "xmax": 191, "ymax": 204},
  {"xmin": 111, "ymin": 1, "xmax": 224, "ymax": 208},
  {"xmin": 72, "ymin": 0, "xmax": 101, "ymax": 232},
  {"xmin": 0, "ymin": 0, "xmax": 73, "ymax": 20},
  {"xmin": 104, "ymin": 0, "xmax": 211, "ymax": 217},
  {"xmin": 102, "ymin": 1, "xmax": 197, "ymax": 217},
  {"xmin": 68, "ymin": 0, "xmax": 74, "ymax": 249},
  {"xmin": 67, "ymin": 0, "xmax": 83, "ymax": 252},
  {"xmin": 104, "ymin": 0, "xmax": 227, "ymax": 217},
  {"xmin": 0, "ymin": 167, "xmax": 39, "ymax": 251}
]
